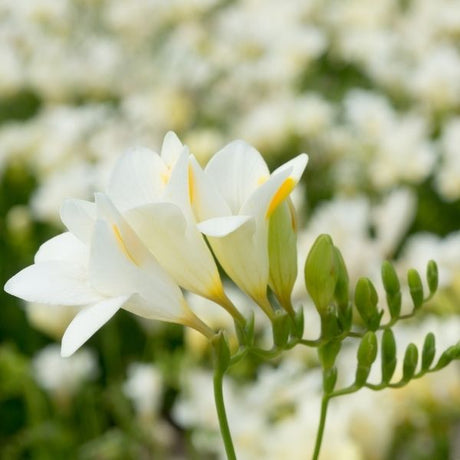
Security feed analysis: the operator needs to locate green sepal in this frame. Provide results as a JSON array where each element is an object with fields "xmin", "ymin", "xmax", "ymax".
[
  {"xmin": 354, "ymin": 278, "xmax": 382, "ymax": 331},
  {"xmin": 427, "ymin": 260, "xmax": 438, "ymax": 296},
  {"xmin": 305, "ymin": 234, "xmax": 338, "ymax": 314},
  {"xmin": 355, "ymin": 331, "xmax": 378, "ymax": 387},
  {"xmin": 408, "ymin": 269, "xmax": 424, "ymax": 310},
  {"xmin": 272, "ymin": 310, "xmax": 291, "ymax": 348},
  {"xmin": 323, "ymin": 366, "xmax": 338, "ymax": 394},
  {"xmin": 402, "ymin": 343, "xmax": 418, "ymax": 381},
  {"xmin": 211, "ymin": 331, "xmax": 231, "ymax": 374},
  {"xmin": 320, "ymin": 306, "xmax": 341, "ymax": 340},
  {"xmin": 334, "ymin": 247, "xmax": 349, "ymax": 311},
  {"xmin": 235, "ymin": 313, "xmax": 254, "ymax": 347},
  {"xmin": 291, "ymin": 306, "xmax": 304, "ymax": 340},
  {"xmin": 421, "ymin": 332, "xmax": 436, "ymax": 371},
  {"xmin": 381, "ymin": 328, "xmax": 397, "ymax": 384},
  {"xmin": 318, "ymin": 340, "xmax": 341, "ymax": 370},
  {"xmin": 334, "ymin": 247, "xmax": 352, "ymax": 332}
]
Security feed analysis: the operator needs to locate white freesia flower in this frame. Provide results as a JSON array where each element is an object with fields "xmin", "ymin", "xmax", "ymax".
[
  {"xmin": 5, "ymin": 193, "xmax": 212, "ymax": 357},
  {"xmin": 189, "ymin": 140, "xmax": 308, "ymax": 317},
  {"xmin": 105, "ymin": 132, "xmax": 243, "ymax": 321}
]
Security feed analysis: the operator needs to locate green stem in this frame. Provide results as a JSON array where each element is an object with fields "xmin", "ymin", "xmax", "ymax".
[
  {"xmin": 213, "ymin": 366, "xmax": 237, "ymax": 460},
  {"xmin": 312, "ymin": 395, "xmax": 330, "ymax": 460}
]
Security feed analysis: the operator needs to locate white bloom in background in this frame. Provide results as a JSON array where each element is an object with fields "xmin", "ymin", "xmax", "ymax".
[
  {"xmin": 372, "ymin": 188, "xmax": 416, "ymax": 257},
  {"xmin": 123, "ymin": 363, "xmax": 163, "ymax": 419},
  {"xmin": 5, "ymin": 193, "xmax": 211, "ymax": 357},
  {"xmin": 400, "ymin": 231, "xmax": 460, "ymax": 289},
  {"xmin": 436, "ymin": 117, "xmax": 460, "ymax": 200},
  {"xmin": 33, "ymin": 344, "xmax": 97, "ymax": 396},
  {"xmin": 410, "ymin": 45, "xmax": 460, "ymax": 111},
  {"xmin": 190, "ymin": 140, "xmax": 308, "ymax": 316}
]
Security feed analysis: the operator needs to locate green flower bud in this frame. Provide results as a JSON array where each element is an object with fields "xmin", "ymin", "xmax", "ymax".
[
  {"xmin": 354, "ymin": 278, "xmax": 382, "ymax": 331},
  {"xmin": 355, "ymin": 331, "xmax": 378, "ymax": 387},
  {"xmin": 269, "ymin": 201, "xmax": 297, "ymax": 315},
  {"xmin": 421, "ymin": 332, "xmax": 436, "ymax": 371},
  {"xmin": 402, "ymin": 343, "xmax": 418, "ymax": 381},
  {"xmin": 427, "ymin": 260, "xmax": 438, "ymax": 295},
  {"xmin": 408, "ymin": 269, "xmax": 424, "ymax": 310},
  {"xmin": 305, "ymin": 234, "xmax": 338, "ymax": 313},
  {"xmin": 272, "ymin": 310, "xmax": 291, "ymax": 348},
  {"xmin": 381, "ymin": 261, "xmax": 401, "ymax": 319},
  {"xmin": 381, "ymin": 328, "xmax": 397, "ymax": 384},
  {"xmin": 381, "ymin": 261, "xmax": 400, "ymax": 295},
  {"xmin": 211, "ymin": 331, "xmax": 231, "ymax": 373},
  {"xmin": 318, "ymin": 340, "xmax": 341, "ymax": 370},
  {"xmin": 435, "ymin": 342, "xmax": 460, "ymax": 370}
]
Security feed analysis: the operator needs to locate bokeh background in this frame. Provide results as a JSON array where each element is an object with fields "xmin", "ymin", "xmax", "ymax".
[{"xmin": 1, "ymin": 0, "xmax": 460, "ymax": 459}]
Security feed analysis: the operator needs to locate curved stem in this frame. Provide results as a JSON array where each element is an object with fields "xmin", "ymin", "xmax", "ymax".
[
  {"xmin": 213, "ymin": 366, "xmax": 237, "ymax": 460},
  {"xmin": 312, "ymin": 395, "xmax": 330, "ymax": 460}
]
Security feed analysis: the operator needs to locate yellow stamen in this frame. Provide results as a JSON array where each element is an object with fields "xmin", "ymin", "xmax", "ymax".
[{"xmin": 266, "ymin": 177, "xmax": 295, "ymax": 219}]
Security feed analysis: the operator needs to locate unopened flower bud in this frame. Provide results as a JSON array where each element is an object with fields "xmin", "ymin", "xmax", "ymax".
[{"xmin": 304, "ymin": 234, "xmax": 338, "ymax": 313}]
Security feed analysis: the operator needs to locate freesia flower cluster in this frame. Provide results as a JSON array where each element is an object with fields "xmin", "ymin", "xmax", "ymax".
[{"xmin": 5, "ymin": 133, "xmax": 308, "ymax": 357}]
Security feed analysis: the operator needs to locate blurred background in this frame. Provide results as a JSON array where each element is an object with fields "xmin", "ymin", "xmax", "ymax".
[{"xmin": 1, "ymin": 0, "xmax": 460, "ymax": 458}]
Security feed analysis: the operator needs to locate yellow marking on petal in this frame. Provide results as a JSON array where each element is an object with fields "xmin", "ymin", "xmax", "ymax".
[
  {"xmin": 161, "ymin": 166, "xmax": 172, "ymax": 185},
  {"xmin": 257, "ymin": 175, "xmax": 269, "ymax": 185},
  {"xmin": 112, "ymin": 224, "xmax": 138, "ymax": 266},
  {"xmin": 266, "ymin": 177, "xmax": 295, "ymax": 219},
  {"xmin": 188, "ymin": 163, "xmax": 195, "ymax": 204}
]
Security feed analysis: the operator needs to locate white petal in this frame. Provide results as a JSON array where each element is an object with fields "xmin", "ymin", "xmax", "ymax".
[
  {"xmin": 60, "ymin": 199, "xmax": 96, "ymax": 244},
  {"xmin": 189, "ymin": 155, "xmax": 231, "ymax": 221},
  {"xmin": 35, "ymin": 232, "xmax": 88, "ymax": 265},
  {"xmin": 125, "ymin": 202, "xmax": 223, "ymax": 299},
  {"xmin": 89, "ymin": 219, "xmax": 184, "ymax": 318},
  {"xmin": 272, "ymin": 153, "xmax": 309, "ymax": 183},
  {"xmin": 5, "ymin": 262, "xmax": 102, "ymax": 305},
  {"xmin": 161, "ymin": 131, "xmax": 184, "ymax": 167},
  {"xmin": 206, "ymin": 222, "xmax": 268, "ymax": 301},
  {"xmin": 107, "ymin": 147, "xmax": 165, "ymax": 211},
  {"xmin": 61, "ymin": 295, "xmax": 128, "ymax": 357},
  {"xmin": 205, "ymin": 140, "xmax": 270, "ymax": 213},
  {"xmin": 122, "ymin": 293, "xmax": 188, "ymax": 324},
  {"xmin": 162, "ymin": 148, "xmax": 194, "ymax": 218},
  {"xmin": 197, "ymin": 215, "xmax": 253, "ymax": 237},
  {"xmin": 89, "ymin": 219, "xmax": 144, "ymax": 297}
]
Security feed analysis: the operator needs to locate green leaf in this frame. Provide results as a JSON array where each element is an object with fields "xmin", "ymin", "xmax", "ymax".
[
  {"xmin": 381, "ymin": 328, "xmax": 397, "ymax": 384},
  {"xmin": 408, "ymin": 269, "xmax": 424, "ymax": 310},
  {"xmin": 421, "ymin": 333, "xmax": 436, "ymax": 371}
]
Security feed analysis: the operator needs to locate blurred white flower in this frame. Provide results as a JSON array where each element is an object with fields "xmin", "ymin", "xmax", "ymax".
[
  {"xmin": 123, "ymin": 363, "xmax": 163, "ymax": 419},
  {"xmin": 33, "ymin": 344, "xmax": 97, "ymax": 396}
]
